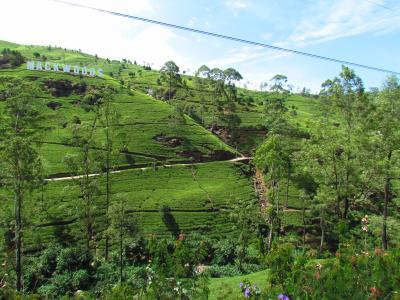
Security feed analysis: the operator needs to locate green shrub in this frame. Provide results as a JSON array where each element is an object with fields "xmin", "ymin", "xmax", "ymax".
[
  {"xmin": 212, "ymin": 239, "xmax": 237, "ymax": 265},
  {"xmin": 38, "ymin": 272, "xmax": 72, "ymax": 298},
  {"xmin": 185, "ymin": 233, "xmax": 214, "ymax": 264},
  {"xmin": 265, "ymin": 243, "xmax": 295, "ymax": 289},
  {"xmin": 93, "ymin": 262, "xmax": 119, "ymax": 295},
  {"xmin": 263, "ymin": 244, "xmax": 400, "ymax": 300},
  {"xmin": 0, "ymin": 287, "xmax": 28, "ymax": 300},
  {"xmin": 239, "ymin": 263, "xmax": 263, "ymax": 274},
  {"xmin": 99, "ymin": 283, "xmax": 138, "ymax": 300},
  {"xmin": 204, "ymin": 264, "xmax": 242, "ymax": 278},
  {"xmin": 124, "ymin": 266, "xmax": 147, "ymax": 290},
  {"xmin": 71, "ymin": 269, "xmax": 91, "ymax": 290},
  {"xmin": 38, "ymin": 243, "xmax": 62, "ymax": 276},
  {"xmin": 56, "ymin": 246, "xmax": 92, "ymax": 273}
]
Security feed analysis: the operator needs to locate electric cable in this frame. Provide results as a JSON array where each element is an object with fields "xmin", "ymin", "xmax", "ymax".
[{"xmin": 49, "ymin": 0, "xmax": 400, "ymax": 76}]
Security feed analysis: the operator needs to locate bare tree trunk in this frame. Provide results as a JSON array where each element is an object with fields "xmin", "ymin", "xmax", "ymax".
[
  {"xmin": 285, "ymin": 166, "xmax": 290, "ymax": 209},
  {"xmin": 105, "ymin": 111, "xmax": 111, "ymax": 261},
  {"xmin": 382, "ymin": 179, "xmax": 389, "ymax": 250},
  {"xmin": 382, "ymin": 151, "xmax": 392, "ymax": 250},
  {"xmin": 276, "ymin": 183, "xmax": 279, "ymax": 216},
  {"xmin": 276, "ymin": 182, "xmax": 283, "ymax": 237},
  {"xmin": 343, "ymin": 197, "xmax": 349, "ymax": 220},
  {"xmin": 302, "ymin": 195, "xmax": 306, "ymax": 246},
  {"xmin": 84, "ymin": 152, "xmax": 92, "ymax": 251},
  {"xmin": 319, "ymin": 216, "xmax": 325, "ymax": 253},
  {"xmin": 119, "ymin": 219, "xmax": 123, "ymax": 282},
  {"xmin": 15, "ymin": 187, "xmax": 23, "ymax": 292},
  {"xmin": 343, "ymin": 139, "xmax": 352, "ymax": 220},
  {"xmin": 332, "ymin": 155, "xmax": 342, "ymax": 218},
  {"xmin": 169, "ymin": 76, "xmax": 171, "ymax": 101},
  {"xmin": 267, "ymin": 220, "xmax": 273, "ymax": 252},
  {"xmin": 105, "ymin": 149, "xmax": 110, "ymax": 260},
  {"xmin": 84, "ymin": 116, "xmax": 98, "ymax": 250}
]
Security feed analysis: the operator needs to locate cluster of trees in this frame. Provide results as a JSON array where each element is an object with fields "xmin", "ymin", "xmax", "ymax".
[
  {"xmin": 0, "ymin": 49, "xmax": 24, "ymax": 68},
  {"xmin": 240, "ymin": 242, "xmax": 400, "ymax": 299},
  {"xmin": 255, "ymin": 66, "xmax": 400, "ymax": 253},
  {"xmin": 155, "ymin": 61, "xmax": 245, "ymax": 143},
  {"xmin": 0, "ymin": 230, "xmax": 266, "ymax": 298},
  {"xmin": 0, "ymin": 77, "xmax": 122, "ymax": 293},
  {"xmin": 0, "ymin": 75, "xmax": 259, "ymax": 297},
  {"xmin": 192, "ymin": 64, "xmax": 243, "ymax": 142},
  {"xmin": 0, "ymin": 62, "xmax": 399, "ymax": 298}
]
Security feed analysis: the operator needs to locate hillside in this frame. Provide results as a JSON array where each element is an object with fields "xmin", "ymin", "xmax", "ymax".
[
  {"xmin": 14, "ymin": 160, "xmax": 255, "ymax": 251},
  {"xmin": 0, "ymin": 40, "xmax": 320, "ymax": 153},
  {"xmin": 1, "ymin": 38, "xmax": 399, "ymax": 299},
  {"xmin": 0, "ymin": 49, "xmax": 237, "ymax": 173},
  {"xmin": 0, "ymin": 40, "xmax": 323, "ymax": 244},
  {"xmin": 0, "ymin": 40, "xmax": 261, "ymax": 250}
]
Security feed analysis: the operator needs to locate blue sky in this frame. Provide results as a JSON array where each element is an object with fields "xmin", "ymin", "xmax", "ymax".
[{"xmin": 1, "ymin": 0, "xmax": 399, "ymax": 91}]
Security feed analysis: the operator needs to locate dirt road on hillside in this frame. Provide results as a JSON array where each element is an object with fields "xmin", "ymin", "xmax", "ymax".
[{"xmin": 45, "ymin": 156, "xmax": 252, "ymax": 182}]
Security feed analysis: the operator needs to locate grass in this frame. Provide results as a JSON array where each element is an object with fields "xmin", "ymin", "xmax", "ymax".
[
  {"xmin": 0, "ymin": 40, "xmax": 256, "ymax": 250},
  {"xmin": 208, "ymin": 269, "xmax": 269, "ymax": 300},
  {"xmin": 0, "ymin": 161, "xmax": 257, "ymax": 251},
  {"xmin": 0, "ymin": 67, "xmax": 236, "ymax": 175},
  {"xmin": 1, "ymin": 40, "xmax": 321, "ymax": 131},
  {"xmin": 0, "ymin": 39, "xmax": 318, "ymax": 249}
]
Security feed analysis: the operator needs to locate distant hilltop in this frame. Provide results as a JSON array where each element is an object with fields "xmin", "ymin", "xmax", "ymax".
[{"xmin": 26, "ymin": 60, "xmax": 104, "ymax": 77}]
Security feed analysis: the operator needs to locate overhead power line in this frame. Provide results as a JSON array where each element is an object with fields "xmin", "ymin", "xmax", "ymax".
[
  {"xmin": 50, "ymin": 0, "xmax": 400, "ymax": 76},
  {"xmin": 363, "ymin": 0, "xmax": 398, "ymax": 12}
]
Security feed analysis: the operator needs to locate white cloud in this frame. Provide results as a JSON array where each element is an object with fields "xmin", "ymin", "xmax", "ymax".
[
  {"xmin": 129, "ymin": 26, "xmax": 184, "ymax": 68},
  {"xmin": 206, "ymin": 44, "xmax": 290, "ymax": 69},
  {"xmin": 0, "ymin": 0, "xmax": 396, "ymax": 92},
  {"xmin": 200, "ymin": 0, "xmax": 400, "ymax": 91},
  {"xmin": 0, "ymin": 0, "xmax": 188, "ymax": 69},
  {"xmin": 285, "ymin": 0, "xmax": 400, "ymax": 47},
  {"xmin": 226, "ymin": 0, "xmax": 248, "ymax": 9},
  {"xmin": 225, "ymin": 0, "xmax": 250, "ymax": 16},
  {"xmin": 64, "ymin": 0, "xmax": 154, "ymax": 14}
]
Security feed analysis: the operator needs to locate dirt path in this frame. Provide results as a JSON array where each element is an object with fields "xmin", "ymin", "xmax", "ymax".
[
  {"xmin": 252, "ymin": 169, "xmax": 305, "ymax": 213},
  {"xmin": 45, "ymin": 156, "xmax": 252, "ymax": 182},
  {"xmin": 253, "ymin": 168, "xmax": 269, "ymax": 213}
]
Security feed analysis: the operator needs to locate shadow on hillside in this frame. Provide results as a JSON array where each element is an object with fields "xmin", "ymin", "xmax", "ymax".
[
  {"xmin": 52, "ymin": 220, "xmax": 75, "ymax": 246},
  {"xmin": 160, "ymin": 205, "xmax": 180, "ymax": 238}
]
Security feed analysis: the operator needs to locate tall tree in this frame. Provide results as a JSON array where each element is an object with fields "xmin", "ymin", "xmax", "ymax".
[
  {"xmin": 64, "ymin": 97, "xmax": 102, "ymax": 251},
  {"xmin": 194, "ymin": 64, "xmax": 211, "ymax": 87},
  {"xmin": 269, "ymin": 74, "xmax": 288, "ymax": 92},
  {"xmin": 195, "ymin": 65, "xmax": 211, "ymax": 78},
  {"xmin": 208, "ymin": 68, "xmax": 224, "ymax": 126},
  {"xmin": 254, "ymin": 135, "xmax": 290, "ymax": 244},
  {"xmin": 363, "ymin": 76, "xmax": 400, "ymax": 249},
  {"xmin": 208, "ymin": 67, "xmax": 242, "ymax": 140},
  {"xmin": 224, "ymin": 68, "xmax": 242, "ymax": 83},
  {"xmin": 0, "ymin": 77, "xmax": 44, "ymax": 291},
  {"xmin": 230, "ymin": 196, "xmax": 257, "ymax": 269},
  {"xmin": 160, "ymin": 61, "xmax": 181, "ymax": 100},
  {"xmin": 261, "ymin": 89, "xmax": 295, "ymax": 206},
  {"xmin": 375, "ymin": 77, "xmax": 400, "ymax": 250},
  {"xmin": 263, "ymin": 92, "xmax": 289, "ymax": 134},
  {"xmin": 106, "ymin": 196, "xmax": 138, "ymax": 282},
  {"xmin": 314, "ymin": 66, "xmax": 366, "ymax": 219},
  {"xmin": 97, "ymin": 88, "xmax": 119, "ymax": 260}
]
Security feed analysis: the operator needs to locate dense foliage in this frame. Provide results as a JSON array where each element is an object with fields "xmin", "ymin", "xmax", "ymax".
[
  {"xmin": 0, "ymin": 233, "xmax": 266, "ymax": 299},
  {"xmin": 0, "ymin": 41, "xmax": 399, "ymax": 299},
  {"xmin": 235, "ymin": 243, "xmax": 400, "ymax": 299}
]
